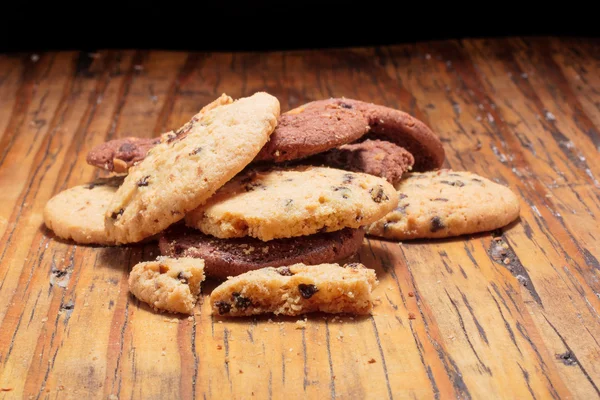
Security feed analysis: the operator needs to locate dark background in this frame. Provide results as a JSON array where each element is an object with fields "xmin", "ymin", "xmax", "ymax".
[{"xmin": 1, "ymin": 2, "xmax": 598, "ymax": 53}]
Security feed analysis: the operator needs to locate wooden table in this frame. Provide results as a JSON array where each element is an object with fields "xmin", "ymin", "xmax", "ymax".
[{"xmin": 0, "ymin": 37, "xmax": 599, "ymax": 399}]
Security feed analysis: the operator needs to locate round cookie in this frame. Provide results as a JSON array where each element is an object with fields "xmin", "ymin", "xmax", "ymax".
[
  {"xmin": 43, "ymin": 176, "xmax": 124, "ymax": 245},
  {"xmin": 104, "ymin": 92, "xmax": 280, "ymax": 244},
  {"xmin": 159, "ymin": 225, "xmax": 365, "ymax": 279},
  {"xmin": 184, "ymin": 165, "xmax": 399, "ymax": 241},
  {"xmin": 366, "ymin": 170, "xmax": 520, "ymax": 240},
  {"xmin": 318, "ymin": 139, "xmax": 415, "ymax": 184},
  {"xmin": 253, "ymin": 100, "xmax": 370, "ymax": 163},
  {"xmin": 325, "ymin": 98, "xmax": 445, "ymax": 171}
]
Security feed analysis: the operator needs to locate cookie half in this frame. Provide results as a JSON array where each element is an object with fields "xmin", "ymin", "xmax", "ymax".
[
  {"xmin": 210, "ymin": 262, "xmax": 378, "ymax": 317},
  {"xmin": 104, "ymin": 92, "xmax": 280, "ymax": 244},
  {"xmin": 43, "ymin": 176, "xmax": 124, "ymax": 245},
  {"xmin": 184, "ymin": 166, "xmax": 399, "ymax": 241},
  {"xmin": 128, "ymin": 256, "xmax": 206, "ymax": 314},
  {"xmin": 366, "ymin": 170, "xmax": 520, "ymax": 240},
  {"xmin": 159, "ymin": 225, "xmax": 365, "ymax": 279}
]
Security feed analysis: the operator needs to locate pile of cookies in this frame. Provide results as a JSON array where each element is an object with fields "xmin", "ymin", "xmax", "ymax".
[{"xmin": 43, "ymin": 92, "xmax": 520, "ymax": 317}]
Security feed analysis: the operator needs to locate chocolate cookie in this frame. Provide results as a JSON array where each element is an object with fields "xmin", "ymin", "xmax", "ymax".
[
  {"xmin": 253, "ymin": 100, "xmax": 370, "ymax": 162},
  {"xmin": 159, "ymin": 225, "xmax": 365, "ymax": 279},
  {"xmin": 319, "ymin": 139, "xmax": 415, "ymax": 184},
  {"xmin": 324, "ymin": 98, "xmax": 445, "ymax": 171},
  {"xmin": 86, "ymin": 137, "xmax": 160, "ymax": 173}
]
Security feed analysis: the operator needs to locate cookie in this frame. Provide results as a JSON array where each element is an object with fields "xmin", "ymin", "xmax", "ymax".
[
  {"xmin": 366, "ymin": 170, "xmax": 521, "ymax": 240},
  {"xmin": 184, "ymin": 165, "xmax": 399, "ymax": 241},
  {"xmin": 86, "ymin": 137, "xmax": 161, "ymax": 173},
  {"xmin": 159, "ymin": 224, "xmax": 365, "ymax": 279},
  {"xmin": 326, "ymin": 98, "xmax": 445, "ymax": 171},
  {"xmin": 319, "ymin": 139, "xmax": 415, "ymax": 184},
  {"xmin": 128, "ymin": 256, "xmax": 206, "ymax": 314},
  {"xmin": 253, "ymin": 99, "xmax": 370, "ymax": 162},
  {"xmin": 43, "ymin": 176, "xmax": 124, "ymax": 245},
  {"xmin": 210, "ymin": 262, "xmax": 378, "ymax": 317},
  {"xmin": 104, "ymin": 92, "xmax": 280, "ymax": 244},
  {"xmin": 86, "ymin": 94, "xmax": 234, "ymax": 173}
]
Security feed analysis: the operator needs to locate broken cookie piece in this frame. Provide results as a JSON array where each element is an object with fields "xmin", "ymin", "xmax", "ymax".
[
  {"xmin": 128, "ymin": 257, "xmax": 206, "ymax": 314},
  {"xmin": 210, "ymin": 262, "xmax": 378, "ymax": 317}
]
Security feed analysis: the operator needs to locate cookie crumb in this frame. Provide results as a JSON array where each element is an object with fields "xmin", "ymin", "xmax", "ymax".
[
  {"xmin": 217, "ymin": 345, "xmax": 222, "ymax": 350},
  {"xmin": 368, "ymin": 358, "xmax": 376, "ymax": 364},
  {"xmin": 108, "ymin": 395, "xmax": 118, "ymax": 400},
  {"xmin": 503, "ymin": 257, "xmax": 511, "ymax": 264},
  {"xmin": 408, "ymin": 313, "xmax": 416, "ymax": 320},
  {"xmin": 239, "ymin": 370, "xmax": 243, "ymax": 374},
  {"xmin": 408, "ymin": 292, "xmax": 415, "ymax": 297},
  {"xmin": 295, "ymin": 319, "xmax": 307, "ymax": 329}
]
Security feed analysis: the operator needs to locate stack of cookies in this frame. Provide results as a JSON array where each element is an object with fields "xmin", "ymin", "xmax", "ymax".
[{"xmin": 43, "ymin": 92, "xmax": 520, "ymax": 317}]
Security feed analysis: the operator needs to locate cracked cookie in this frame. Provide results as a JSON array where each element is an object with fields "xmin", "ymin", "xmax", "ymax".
[
  {"xmin": 128, "ymin": 256, "xmax": 206, "ymax": 314},
  {"xmin": 210, "ymin": 262, "xmax": 378, "ymax": 316}
]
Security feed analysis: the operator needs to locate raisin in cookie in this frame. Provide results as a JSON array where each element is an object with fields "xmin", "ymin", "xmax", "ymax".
[
  {"xmin": 210, "ymin": 262, "xmax": 378, "ymax": 317},
  {"xmin": 159, "ymin": 224, "xmax": 365, "ymax": 279},
  {"xmin": 104, "ymin": 92, "xmax": 280, "ymax": 244},
  {"xmin": 366, "ymin": 170, "xmax": 520, "ymax": 240},
  {"xmin": 43, "ymin": 176, "xmax": 124, "ymax": 245},
  {"xmin": 185, "ymin": 165, "xmax": 399, "ymax": 241},
  {"xmin": 128, "ymin": 256, "xmax": 206, "ymax": 314}
]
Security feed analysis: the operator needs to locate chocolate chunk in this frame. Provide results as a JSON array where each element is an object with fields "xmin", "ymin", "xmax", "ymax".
[
  {"xmin": 245, "ymin": 182, "xmax": 266, "ymax": 191},
  {"xmin": 344, "ymin": 263, "xmax": 362, "ymax": 269},
  {"xmin": 440, "ymin": 180, "xmax": 465, "ymax": 187},
  {"xmin": 398, "ymin": 193, "xmax": 408, "ymax": 200},
  {"xmin": 276, "ymin": 267, "xmax": 293, "ymax": 276},
  {"xmin": 340, "ymin": 102, "xmax": 353, "ymax": 109},
  {"xmin": 342, "ymin": 173, "xmax": 354, "ymax": 184},
  {"xmin": 189, "ymin": 147, "xmax": 203, "ymax": 156},
  {"xmin": 298, "ymin": 284, "xmax": 319, "ymax": 299},
  {"xmin": 395, "ymin": 204, "xmax": 409, "ymax": 214},
  {"xmin": 177, "ymin": 271, "xmax": 188, "ymax": 284},
  {"xmin": 332, "ymin": 186, "xmax": 351, "ymax": 199},
  {"xmin": 137, "ymin": 175, "xmax": 150, "ymax": 187},
  {"xmin": 232, "ymin": 292, "xmax": 252, "ymax": 309},
  {"xmin": 215, "ymin": 301, "xmax": 231, "ymax": 315},
  {"xmin": 430, "ymin": 216, "xmax": 445, "ymax": 232},
  {"xmin": 370, "ymin": 185, "xmax": 389, "ymax": 203},
  {"xmin": 110, "ymin": 208, "xmax": 124, "ymax": 220}
]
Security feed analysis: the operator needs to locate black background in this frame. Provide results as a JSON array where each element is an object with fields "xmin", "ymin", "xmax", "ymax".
[{"xmin": 1, "ymin": 2, "xmax": 598, "ymax": 53}]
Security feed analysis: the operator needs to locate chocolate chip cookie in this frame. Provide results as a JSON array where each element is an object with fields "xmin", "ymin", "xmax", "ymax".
[
  {"xmin": 159, "ymin": 224, "xmax": 365, "ymax": 279},
  {"xmin": 210, "ymin": 262, "xmax": 378, "ymax": 317},
  {"xmin": 366, "ymin": 170, "xmax": 520, "ymax": 240},
  {"xmin": 184, "ymin": 165, "xmax": 399, "ymax": 241},
  {"xmin": 104, "ymin": 92, "xmax": 280, "ymax": 244}
]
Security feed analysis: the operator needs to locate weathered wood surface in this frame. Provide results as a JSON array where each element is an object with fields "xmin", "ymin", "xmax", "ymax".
[{"xmin": 0, "ymin": 37, "xmax": 599, "ymax": 399}]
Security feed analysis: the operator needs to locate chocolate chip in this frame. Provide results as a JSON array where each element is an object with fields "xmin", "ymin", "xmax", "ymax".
[
  {"xmin": 344, "ymin": 263, "xmax": 362, "ymax": 269},
  {"xmin": 342, "ymin": 173, "xmax": 354, "ymax": 184},
  {"xmin": 370, "ymin": 185, "xmax": 389, "ymax": 203},
  {"xmin": 232, "ymin": 292, "xmax": 252, "ymax": 309},
  {"xmin": 177, "ymin": 271, "xmax": 188, "ymax": 284},
  {"xmin": 137, "ymin": 175, "xmax": 150, "ymax": 187},
  {"xmin": 472, "ymin": 178, "xmax": 483, "ymax": 184},
  {"xmin": 276, "ymin": 267, "xmax": 293, "ymax": 276},
  {"xmin": 440, "ymin": 180, "xmax": 465, "ymax": 187},
  {"xmin": 189, "ymin": 147, "xmax": 202, "ymax": 156},
  {"xmin": 340, "ymin": 102, "xmax": 353, "ymax": 109},
  {"xmin": 215, "ymin": 301, "xmax": 231, "ymax": 314},
  {"xmin": 285, "ymin": 199, "xmax": 293, "ymax": 207},
  {"xmin": 333, "ymin": 186, "xmax": 351, "ymax": 199},
  {"xmin": 110, "ymin": 208, "xmax": 124, "ymax": 219},
  {"xmin": 432, "ymin": 198, "xmax": 449, "ymax": 202},
  {"xmin": 398, "ymin": 193, "xmax": 408, "ymax": 200},
  {"xmin": 298, "ymin": 284, "xmax": 319, "ymax": 299},
  {"xmin": 430, "ymin": 216, "xmax": 445, "ymax": 232},
  {"xmin": 118, "ymin": 143, "xmax": 136, "ymax": 153},
  {"xmin": 245, "ymin": 182, "xmax": 266, "ymax": 191},
  {"xmin": 395, "ymin": 204, "xmax": 409, "ymax": 214}
]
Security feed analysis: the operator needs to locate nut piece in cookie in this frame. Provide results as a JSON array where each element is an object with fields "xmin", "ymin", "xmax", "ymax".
[
  {"xmin": 104, "ymin": 92, "xmax": 280, "ymax": 244},
  {"xmin": 320, "ymin": 139, "xmax": 415, "ymax": 184},
  {"xmin": 210, "ymin": 262, "xmax": 378, "ymax": 317},
  {"xmin": 128, "ymin": 257, "xmax": 206, "ymax": 314},
  {"xmin": 366, "ymin": 169, "xmax": 521, "ymax": 240},
  {"xmin": 43, "ymin": 176, "xmax": 125, "ymax": 245},
  {"xmin": 185, "ymin": 165, "xmax": 399, "ymax": 241},
  {"xmin": 158, "ymin": 224, "xmax": 365, "ymax": 279}
]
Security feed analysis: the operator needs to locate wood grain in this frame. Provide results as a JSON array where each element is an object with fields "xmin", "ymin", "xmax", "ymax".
[{"xmin": 0, "ymin": 38, "xmax": 599, "ymax": 399}]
